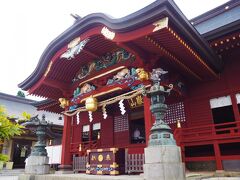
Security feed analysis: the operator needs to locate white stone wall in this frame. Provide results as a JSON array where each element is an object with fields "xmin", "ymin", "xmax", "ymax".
[{"xmin": 0, "ymin": 98, "xmax": 63, "ymax": 125}]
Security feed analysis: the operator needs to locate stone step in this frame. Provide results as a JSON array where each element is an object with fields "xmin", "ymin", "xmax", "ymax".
[{"xmin": 0, "ymin": 169, "xmax": 24, "ymax": 176}]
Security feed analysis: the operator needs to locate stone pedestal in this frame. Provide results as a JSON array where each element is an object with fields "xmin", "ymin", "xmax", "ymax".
[
  {"xmin": 144, "ymin": 146, "xmax": 186, "ymax": 180},
  {"xmin": 25, "ymin": 156, "xmax": 50, "ymax": 174}
]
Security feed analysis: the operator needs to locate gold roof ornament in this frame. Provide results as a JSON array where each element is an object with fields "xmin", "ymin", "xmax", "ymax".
[
  {"xmin": 59, "ymin": 98, "xmax": 69, "ymax": 108},
  {"xmin": 136, "ymin": 68, "xmax": 149, "ymax": 81}
]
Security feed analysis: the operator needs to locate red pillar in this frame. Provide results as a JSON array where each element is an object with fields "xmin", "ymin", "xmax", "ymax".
[
  {"xmin": 144, "ymin": 96, "xmax": 152, "ymax": 144},
  {"xmin": 213, "ymin": 141, "xmax": 223, "ymax": 170},
  {"xmin": 180, "ymin": 145, "xmax": 185, "ymax": 163},
  {"xmin": 59, "ymin": 114, "xmax": 72, "ymax": 170}
]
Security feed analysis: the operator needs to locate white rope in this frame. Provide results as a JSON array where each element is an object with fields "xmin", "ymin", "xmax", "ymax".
[{"xmin": 62, "ymin": 85, "xmax": 150, "ymax": 117}]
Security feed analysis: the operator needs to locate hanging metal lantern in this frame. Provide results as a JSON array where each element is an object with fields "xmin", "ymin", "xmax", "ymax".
[
  {"xmin": 136, "ymin": 68, "xmax": 149, "ymax": 81},
  {"xmin": 85, "ymin": 96, "xmax": 98, "ymax": 112}
]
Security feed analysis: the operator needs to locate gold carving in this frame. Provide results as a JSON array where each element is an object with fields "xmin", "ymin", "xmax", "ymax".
[
  {"xmin": 128, "ymin": 95, "xmax": 144, "ymax": 109},
  {"xmin": 110, "ymin": 162, "xmax": 119, "ymax": 168},
  {"xmin": 136, "ymin": 95, "xmax": 143, "ymax": 105},
  {"xmin": 97, "ymin": 171, "xmax": 103, "ymax": 175},
  {"xmin": 110, "ymin": 170, "xmax": 119, "ymax": 175},
  {"xmin": 91, "ymin": 155, "xmax": 96, "ymax": 161},
  {"xmin": 101, "ymin": 27, "xmax": 115, "ymax": 40},
  {"xmin": 136, "ymin": 68, "xmax": 149, "ymax": 81},
  {"xmin": 153, "ymin": 17, "xmax": 169, "ymax": 32},
  {"xmin": 58, "ymin": 98, "xmax": 69, "ymax": 108},
  {"xmin": 106, "ymin": 154, "xmax": 111, "ymax": 161},
  {"xmin": 98, "ymin": 154, "xmax": 104, "ymax": 162},
  {"xmin": 110, "ymin": 148, "xmax": 118, "ymax": 154},
  {"xmin": 44, "ymin": 61, "xmax": 53, "ymax": 77}
]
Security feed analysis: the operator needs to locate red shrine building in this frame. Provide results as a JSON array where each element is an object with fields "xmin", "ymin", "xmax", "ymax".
[{"xmin": 19, "ymin": 0, "xmax": 240, "ymax": 173}]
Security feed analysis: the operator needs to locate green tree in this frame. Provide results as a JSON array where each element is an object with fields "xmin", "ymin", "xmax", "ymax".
[
  {"xmin": 0, "ymin": 106, "xmax": 24, "ymax": 162},
  {"xmin": 17, "ymin": 90, "xmax": 25, "ymax": 98},
  {"xmin": 0, "ymin": 106, "xmax": 24, "ymax": 140},
  {"xmin": 18, "ymin": 111, "xmax": 31, "ymax": 124}
]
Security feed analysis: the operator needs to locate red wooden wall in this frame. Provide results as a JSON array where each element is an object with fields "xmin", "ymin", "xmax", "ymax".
[{"xmin": 184, "ymin": 49, "xmax": 240, "ymax": 128}]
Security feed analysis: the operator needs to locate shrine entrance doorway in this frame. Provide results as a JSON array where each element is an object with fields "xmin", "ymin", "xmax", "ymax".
[
  {"xmin": 12, "ymin": 139, "xmax": 32, "ymax": 168},
  {"xmin": 129, "ymin": 108, "xmax": 146, "ymax": 144}
]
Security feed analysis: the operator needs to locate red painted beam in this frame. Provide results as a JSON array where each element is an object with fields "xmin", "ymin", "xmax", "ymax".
[
  {"xmin": 43, "ymin": 78, "xmax": 70, "ymax": 92},
  {"xmin": 221, "ymin": 155, "xmax": 240, "ymax": 160},
  {"xmin": 185, "ymin": 156, "xmax": 215, "ymax": 162}
]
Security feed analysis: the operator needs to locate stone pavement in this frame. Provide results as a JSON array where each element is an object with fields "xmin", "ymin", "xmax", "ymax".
[
  {"xmin": 17, "ymin": 172, "xmax": 240, "ymax": 180},
  {"xmin": 0, "ymin": 168, "xmax": 24, "ymax": 176},
  {"xmin": 0, "ymin": 176, "xmax": 18, "ymax": 180},
  {"xmin": 186, "ymin": 171, "xmax": 240, "ymax": 180},
  {"xmin": 0, "ymin": 170, "xmax": 239, "ymax": 180},
  {"xmin": 19, "ymin": 174, "xmax": 144, "ymax": 180}
]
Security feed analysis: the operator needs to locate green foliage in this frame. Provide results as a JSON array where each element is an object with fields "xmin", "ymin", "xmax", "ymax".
[
  {"xmin": 18, "ymin": 112, "xmax": 31, "ymax": 124},
  {"xmin": 22, "ymin": 112, "xmax": 31, "ymax": 120},
  {"xmin": 17, "ymin": 90, "xmax": 25, "ymax": 98},
  {"xmin": 0, "ymin": 154, "xmax": 9, "ymax": 162},
  {"xmin": 0, "ymin": 106, "xmax": 24, "ymax": 140}
]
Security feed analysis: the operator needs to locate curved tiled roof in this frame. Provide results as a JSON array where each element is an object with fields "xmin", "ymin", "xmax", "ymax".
[
  {"xmin": 191, "ymin": 0, "xmax": 240, "ymax": 39},
  {"xmin": 18, "ymin": 0, "xmax": 222, "ymax": 91},
  {"xmin": 0, "ymin": 92, "xmax": 35, "ymax": 104}
]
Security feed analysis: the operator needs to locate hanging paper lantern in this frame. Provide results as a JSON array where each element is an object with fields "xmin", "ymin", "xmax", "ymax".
[
  {"xmin": 85, "ymin": 96, "xmax": 98, "ymax": 112},
  {"xmin": 136, "ymin": 68, "xmax": 149, "ymax": 81}
]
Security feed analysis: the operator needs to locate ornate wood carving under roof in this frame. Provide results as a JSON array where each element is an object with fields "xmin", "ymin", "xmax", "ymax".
[{"xmin": 18, "ymin": 0, "xmax": 234, "ymax": 106}]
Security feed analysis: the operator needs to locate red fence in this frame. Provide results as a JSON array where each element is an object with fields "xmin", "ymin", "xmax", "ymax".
[
  {"xmin": 70, "ymin": 140, "xmax": 99, "ymax": 155},
  {"xmin": 174, "ymin": 121, "xmax": 240, "ymax": 168},
  {"xmin": 174, "ymin": 121, "xmax": 240, "ymax": 145}
]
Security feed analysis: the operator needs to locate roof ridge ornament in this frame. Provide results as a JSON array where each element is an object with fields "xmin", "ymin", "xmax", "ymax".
[{"xmin": 70, "ymin": 13, "xmax": 81, "ymax": 21}]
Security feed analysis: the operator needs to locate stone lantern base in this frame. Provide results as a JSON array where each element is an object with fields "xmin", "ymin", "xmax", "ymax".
[
  {"xmin": 25, "ymin": 156, "xmax": 50, "ymax": 174},
  {"xmin": 144, "ymin": 145, "xmax": 185, "ymax": 180}
]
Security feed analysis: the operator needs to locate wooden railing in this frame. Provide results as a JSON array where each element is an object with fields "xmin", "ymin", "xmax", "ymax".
[
  {"xmin": 125, "ymin": 153, "xmax": 144, "ymax": 173},
  {"xmin": 174, "ymin": 121, "xmax": 240, "ymax": 144},
  {"xmin": 70, "ymin": 140, "xmax": 99, "ymax": 154},
  {"xmin": 73, "ymin": 155, "xmax": 87, "ymax": 173}
]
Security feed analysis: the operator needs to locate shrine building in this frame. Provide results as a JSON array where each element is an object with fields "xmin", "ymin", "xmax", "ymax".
[{"xmin": 19, "ymin": 0, "xmax": 240, "ymax": 173}]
